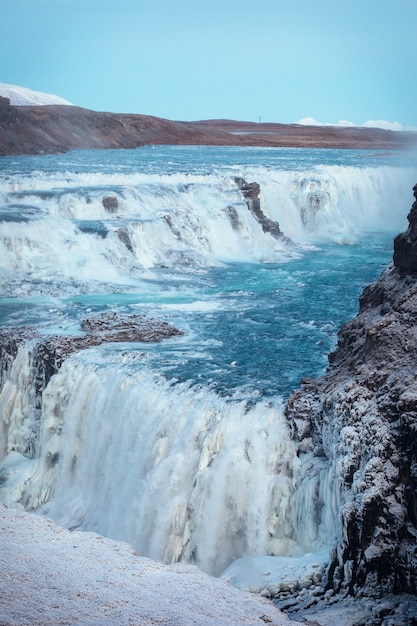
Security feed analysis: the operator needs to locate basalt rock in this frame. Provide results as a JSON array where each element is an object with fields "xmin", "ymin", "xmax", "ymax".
[
  {"xmin": 224, "ymin": 205, "xmax": 242, "ymax": 231},
  {"xmin": 116, "ymin": 227, "xmax": 134, "ymax": 253},
  {"xmin": 102, "ymin": 196, "xmax": 119, "ymax": 213},
  {"xmin": 0, "ymin": 314, "xmax": 183, "ymax": 463},
  {"xmin": 393, "ymin": 184, "xmax": 417, "ymax": 273},
  {"xmin": 6, "ymin": 313, "xmax": 183, "ymax": 401},
  {"xmin": 234, "ymin": 177, "xmax": 288, "ymax": 241},
  {"xmin": 285, "ymin": 185, "xmax": 417, "ymax": 597},
  {"xmin": 0, "ymin": 327, "xmax": 39, "ymax": 388},
  {"xmin": 80, "ymin": 311, "xmax": 183, "ymax": 342}
]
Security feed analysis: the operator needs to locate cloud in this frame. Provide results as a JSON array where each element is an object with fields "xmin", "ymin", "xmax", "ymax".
[
  {"xmin": 297, "ymin": 117, "xmax": 415, "ymax": 132},
  {"xmin": 361, "ymin": 120, "xmax": 406, "ymax": 131}
]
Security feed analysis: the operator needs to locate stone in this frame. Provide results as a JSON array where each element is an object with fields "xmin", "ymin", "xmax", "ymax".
[
  {"xmin": 117, "ymin": 227, "xmax": 134, "ymax": 253},
  {"xmin": 224, "ymin": 205, "xmax": 241, "ymax": 231},
  {"xmin": 102, "ymin": 196, "xmax": 119, "ymax": 212},
  {"xmin": 393, "ymin": 184, "xmax": 417, "ymax": 273},
  {"xmin": 286, "ymin": 185, "xmax": 417, "ymax": 596},
  {"xmin": 0, "ymin": 327, "xmax": 39, "ymax": 388},
  {"xmin": 234, "ymin": 177, "xmax": 287, "ymax": 241}
]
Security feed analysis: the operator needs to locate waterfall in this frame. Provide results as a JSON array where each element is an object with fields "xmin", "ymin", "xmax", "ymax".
[
  {"xmin": 1, "ymin": 146, "xmax": 415, "ymax": 582},
  {"xmin": 1, "ymin": 164, "xmax": 415, "ymax": 299},
  {"xmin": 0, "ymin": 344, "xmax": 339, "ymax": 576}
]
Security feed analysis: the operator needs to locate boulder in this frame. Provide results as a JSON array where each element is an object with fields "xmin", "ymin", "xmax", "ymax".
[{"xmin": 102, "ymin": 196, "xmax": 119, "ymax": 212}]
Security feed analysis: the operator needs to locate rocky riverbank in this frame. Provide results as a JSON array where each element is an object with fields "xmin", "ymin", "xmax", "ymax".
[
  {"xmin": 2, "ymin": 182, "xmax": 417, "ymax": 623},
  {"xmin": 282, "ymin": 185, "xmax": 417, "ymax": 621}
]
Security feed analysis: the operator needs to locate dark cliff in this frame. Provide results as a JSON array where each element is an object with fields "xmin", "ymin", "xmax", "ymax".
[
  {"xmin": 286, "ymin": 185, "xmax": 417, "ymax": 598},
  {"xmin": 0, "ymin": 99, "xmax": 416, "ymax": 155}
]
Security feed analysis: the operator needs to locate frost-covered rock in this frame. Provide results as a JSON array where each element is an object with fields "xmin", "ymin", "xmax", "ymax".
[{"xmin": 286, "ymin": 184, "xmax": 417, "ymax": 596}]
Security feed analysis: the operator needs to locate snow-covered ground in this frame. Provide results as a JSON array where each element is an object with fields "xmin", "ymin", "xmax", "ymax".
[
  {"xmin": 221, "ymin": 551, "xmax": 329, "ymax": 597},
  {"xmin": 0, "ymin": 82, "xmax": 72, "ymax": 106},
  {"xmin": 0, "ymin": 505, "xmax": 301, "ymax": 626}
]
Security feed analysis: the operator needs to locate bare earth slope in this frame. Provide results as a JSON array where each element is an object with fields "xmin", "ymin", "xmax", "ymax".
[{"xmin": 0, "ymin": 98, "xmax": 416, "ymax": 155}]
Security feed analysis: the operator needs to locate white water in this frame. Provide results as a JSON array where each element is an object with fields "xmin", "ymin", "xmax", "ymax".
[
  {"xmin": 0, "ymin": 345, "xmax": 338, "ymax": 576},
  {"xmin": 0, "ymin": 164, "xmax": 414, "ymax": 298},
  {"xmin": 0, "ymin": 146, "xmax": 416, "ymax": 581}
]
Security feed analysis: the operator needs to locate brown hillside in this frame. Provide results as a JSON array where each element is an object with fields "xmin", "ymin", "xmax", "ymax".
[{"xmin": 0, "ymin": 98, "xmax": 415, "ymax": 155}]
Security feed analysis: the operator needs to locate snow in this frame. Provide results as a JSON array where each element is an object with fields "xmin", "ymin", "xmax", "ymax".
[
  {"xmin": 0, "ymin": 82, "xmax": 72, "ymax": 106},
  {"xmin": 0, "ymin": 504, "xmax": 302, "ymax": 626}
]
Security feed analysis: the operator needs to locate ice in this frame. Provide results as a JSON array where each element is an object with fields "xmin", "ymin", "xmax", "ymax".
[
  {"xmin": 0, "ymin": 342, "xmax": 341, "ymax": 577},
  {"xmin": 221, "ymin": 550, "xmax": 329, "ymax": 596}
]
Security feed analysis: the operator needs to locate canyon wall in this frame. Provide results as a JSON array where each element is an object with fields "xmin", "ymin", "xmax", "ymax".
[{"xmin": 286, "ymin": 185, "xmax": 417, "ymax": 596}]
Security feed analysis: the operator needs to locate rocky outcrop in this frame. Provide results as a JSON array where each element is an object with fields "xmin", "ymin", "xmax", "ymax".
[
  {"xmin": 0, "ymin": 313, "xmax": 183, "ymax": 464},
  {"xmin": 0, "ymin": 327, "xmax": 39, "ymax": 389},
  {"xmin": 234, "ymin": 177, "xmax": 288, "ymax": 241},
  {"xmin": 117, "ymin": 227, "xmax": 134, "ymax": 253},
  {"xmin": 3, "ymin": 313, "xmax": 183, "ymax": 403},
  {"xmin": 102, "ymin": 196, "xmax": 119, "ymax": 213},
  {"xmin": 0, "ymin": 96, "xmax": 17, "ymax": 124},
  {"xmin": 393, "ymin": 184, "xmax": 417, "ymax": 273},
  {"xmin": 286, "ymin": 185, "xmax": 417, "ymax": 597}
]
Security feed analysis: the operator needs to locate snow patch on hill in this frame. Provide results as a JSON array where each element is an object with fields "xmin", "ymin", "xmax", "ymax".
[{"xmin": 0, "ymin": 82, "xmax": 73, "ymax": 106}]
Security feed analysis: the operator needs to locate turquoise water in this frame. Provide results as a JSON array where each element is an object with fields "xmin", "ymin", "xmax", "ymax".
[
  {"xmin": 0, "ymin": 233, "xmax": 393, "ymax": 399},
  {"xmin": 2, "ymin": 144, "xmax": 414, "ymax": 174},
  {"xmin": 0, "ymin": 146, "xmax": 414, "ymax": 399},
  {"xmin": 78, "ymin": 233, "xmax": 393, "ymax": 399},
  {"xmin": 1, "ymin": 145, "xmax": 416, "ymax": 573}
]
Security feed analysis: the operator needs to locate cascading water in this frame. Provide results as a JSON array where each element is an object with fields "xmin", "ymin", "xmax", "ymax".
[
  {"xmin": 0, "ymin": 145, "xmax": 416, "ymax": 579},
  {"xmin": 1, "ymin": 152, "xmax": 414, "ymax": 293},
  {"xmin": 0, "ymin": 343, "xmax": 336, "ymax": 576}
]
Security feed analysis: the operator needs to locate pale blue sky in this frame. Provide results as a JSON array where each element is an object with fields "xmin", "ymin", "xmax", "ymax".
[{"xmin": 1, "ymin": 0, "xmax": 416, "ymax": 126}]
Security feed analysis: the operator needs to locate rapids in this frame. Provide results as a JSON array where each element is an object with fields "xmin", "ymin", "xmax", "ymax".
[{"xmin": 0, "ymin": 145, "xmax": 416, "ymax": 577}]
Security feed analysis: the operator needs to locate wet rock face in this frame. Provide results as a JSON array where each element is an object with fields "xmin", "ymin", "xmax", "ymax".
[
  {"xmin": 234, "ymin": 177, "xmax": 286, "ymax": 241},
  {"xmin": 6, "ymin": 313, "xmax": 183, "ymax": 400},
  {"xmin": 286, "ymin": 185, "xmax": 417, "ymax": 597},
  {"xmin": 102, "ymin": 196, "xmax": 119, "ymax": 213},
  {"xmin": 116, "ymin": 227, "xmax": 134, "ymax": 253},
  {"xmin": 0, "ymin": 327, "xmax": 39, "ymax": 388},
  {"xmin": 393, "ymin": 184, "xmax": 417, "ymax": 273}
]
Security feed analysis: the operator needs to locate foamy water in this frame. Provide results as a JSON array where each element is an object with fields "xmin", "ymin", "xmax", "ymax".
[{"xmin": 0, "ymin": 145, "xmax": 416, "ymax": 579}]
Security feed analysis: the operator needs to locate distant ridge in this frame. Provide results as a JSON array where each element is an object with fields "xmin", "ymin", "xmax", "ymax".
[
  {"xmin": 0, "ymin": 84, "xmax": 416, "ymax": 156},
  {"xmin": 0, "ymin": 82, "xmax": 73, "ymax": 106}
]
